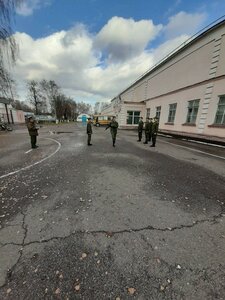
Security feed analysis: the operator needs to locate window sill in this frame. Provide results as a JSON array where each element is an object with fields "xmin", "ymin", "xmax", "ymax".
[
  {"xmin": 165, "ymin": 122, "xmax": 174, "ymax": 125},
  {"xmin": 208, "ymin": 124, "xmax": 225, "ymax": 128},
  {"xmin": 182, "ymin": 123, "xmax": 196, "ymax": 126}
]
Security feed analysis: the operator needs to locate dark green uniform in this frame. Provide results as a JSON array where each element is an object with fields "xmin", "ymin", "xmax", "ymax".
[
  {"xmin": 27, "ymin": 119, "xmax": 39, "ymax": 149},
  {"xmin": 148, "ymin": 119, "xmax": 153, "ymax": 142},
  {"xmin": 106, "ymin": 119, "xmax": 118, "ymax": 147},
  {"xmin": 143, "ymin": 120, "xmax": 151, "ymax": 144},
  {"xmin": 137, "ymin": 119, "xmax": 144, "ymax": 141},
  {"xmin": 151, "ymin": 119, "xmax": 159, "ymax": 147},
  {"xmin": 87, "ymin": 122, "xmax": 92, "ymax": 145}
]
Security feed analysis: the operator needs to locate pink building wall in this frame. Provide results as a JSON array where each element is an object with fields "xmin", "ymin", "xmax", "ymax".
[{"xmin": 109, "ymin": 20, "xmax": 225, "ymax": 140}]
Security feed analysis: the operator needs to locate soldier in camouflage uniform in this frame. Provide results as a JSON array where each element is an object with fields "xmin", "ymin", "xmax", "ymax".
[
  {"xmin": 148, "ymin": 117, "xmax": 153, "ymax": 142},
  {"xmin": 150, "ymin": 117, "xmax": 159, "ymax": 147},
  {"xmin": 137, "ymin": 117, "xmax": 144, "ymax": 142},
  {"xmin": 105, "ymin": 116, "xmax": 118, "ymax": 147},
  {"xmin": 27, "ymin": 116, "xmax": 39, "ymax": 149},
  {"xmin": 143, "ymin": 118, "xmax": 151, "ymax": 144},
  {"xmin": 86, "ymin": 118, "xmax": 93, "ymax": 146}
]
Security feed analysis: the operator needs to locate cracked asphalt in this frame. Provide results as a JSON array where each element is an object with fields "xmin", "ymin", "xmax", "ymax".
[{"xmin": 0, "ymin": 123, "xmax": 225, "ymax": 300}]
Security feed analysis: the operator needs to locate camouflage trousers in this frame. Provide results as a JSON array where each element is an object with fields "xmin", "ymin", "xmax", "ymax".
[
  {"xmin": 138, "ymin": 131, "xmax": 142, "ymax": 141},
  {"xmin": 152, "ymin": 133, "xmax": 157, "ymax": 146},
  {"xmin": 30, "ymin": 135, "xmax": 37, "ymax": 148},
  {"xmin": 87, "ymin": 134, "xmax": 92, "ymax": 145}
]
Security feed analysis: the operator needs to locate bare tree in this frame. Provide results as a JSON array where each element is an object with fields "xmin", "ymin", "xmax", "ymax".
[
  {"xmin": 77, "ymin": 101, "xmax": 92, "ymax": 115},
  {"xmin": 40, "ymin": 79, "xmax": 61, "ymax": 115},
  {"xmin": 27, "ymin": 80, "xmax": 47, "ymax": 115},
  {"xmin": 11, "ymin": 99, "xmax": 34, "ymax": 112},
  {"xmin": 55, "ymin": 94, "xmax": 66, "ymax": 120},
  {"xmin": 54, "ymin": 94, "xmax": 77, "ymax": 121},
  {"xmin": 64, "ymin": 98, "xmax": 77, "ymax": 120},
  {"xmin": 0, "ymin": 0, "xmax": 22, "ymax": 97}
]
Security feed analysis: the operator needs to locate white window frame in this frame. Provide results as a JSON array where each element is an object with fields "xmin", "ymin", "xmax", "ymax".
[
  {"xmin": 168, "ymin": 103, "xmax": 177, "ymax": 123},
  {"xmin": 127, "ymin": 111, "xmax": 141, "ymax": 125},
  {"xmin": 156, "ymin": 106, "xmax": 161, "ymax": 120},
  {"xmin": 186, "ymin": 99, "xmax": 200, "ymax": 124},
  {"xmin": 214, "ymin": 95, "xmax": 225, "ymax": 125}
]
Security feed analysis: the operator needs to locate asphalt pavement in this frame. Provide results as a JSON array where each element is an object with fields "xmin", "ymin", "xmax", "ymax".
[{"xmin": 0, "ymin": 123, "xmax": 225, "ymax": 300}]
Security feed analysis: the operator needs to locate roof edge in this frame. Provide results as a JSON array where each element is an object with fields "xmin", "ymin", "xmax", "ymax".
[{"xmin": 116, "ymin": 16, "xmax": 225, "ymax": 98}]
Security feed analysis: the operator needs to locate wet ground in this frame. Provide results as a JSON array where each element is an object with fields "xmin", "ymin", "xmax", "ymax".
[{"xmin": 0, "ymin": 123, "xmax": 225, "ymax": 299}]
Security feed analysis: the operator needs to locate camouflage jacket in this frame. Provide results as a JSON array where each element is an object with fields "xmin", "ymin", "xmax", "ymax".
[
  {"xmin": 87, "ymin": 123, "xmax": 92, "ymax": 134},
  {"xmin": 27, "ymin": 121, "xmax": 38, "ymax": 136},
  {"xmin": 138, "ymin": 120, "xmax": 144, "ymax": 132},
  {"xmin": 152, "ymin": 121, "xmax": 159, "ymax": 134},
  {"xmin": 145, "ymin": 121, "xmax": 153, "ymax": 133},
  {"xmin": 106, "ymin": 121, "xmax": 118, "ymax": 133}
]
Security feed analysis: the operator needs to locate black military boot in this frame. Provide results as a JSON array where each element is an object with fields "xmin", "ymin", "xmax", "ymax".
[{"xmin": 113, "ymin": 139, "xmax": 115, "ymax": 147}]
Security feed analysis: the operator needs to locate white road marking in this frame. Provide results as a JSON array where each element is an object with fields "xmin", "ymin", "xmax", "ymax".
[
  {"xmin": 160, "ymin": 139, "xmax": 225, "ymax": 161},
  {"xmin": 25, "ymin": 149, "xmax": 33, "ymax": 154},
  {"xmin": 183, "ymin": 139, "xmax": 225, "ymax": 149},
  {"xmin": 0, "ymin": 138, "xmax": 61, "ymax": 179}
]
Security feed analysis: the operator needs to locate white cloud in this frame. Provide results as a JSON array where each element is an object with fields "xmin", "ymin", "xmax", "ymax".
[
  {"xmin": 164, "ymin": 11, "xmax": 207, "ymax": 39},
  {"xmin": 94, "ymin": 16, "xmax": 162, "ymax": 62},
  {"xmin": 11, "ymin": 13, "xmax": 209, "ymax": 105},
  {"xmin": 12, "ymin": 17, "xmax": 160, "ymax": 102},
  {"xmin": 16, "ymin": 0, "xmax": 51, "ymax": 16}
]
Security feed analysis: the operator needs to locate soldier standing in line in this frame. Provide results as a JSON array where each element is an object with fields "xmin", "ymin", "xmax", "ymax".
[
  {"xmin": 150, "ymin": 117, "xmax": 159, "ymax": 147},
  {"xmin": 27, "ymin": 116, "xmax": 39, "ymax": 149},
  {"xmin": 87, "ymin": 118, "xmax": 93, "ymax": 146},
  {"xmin": 105, "ymin": 116, "xmax": 118, "ymax": 147},
  {"xmin": 137, "ymin": 117, "xmax": 144, "ymax": 142},
  {"xmin": 143, "ymin": 118, "xmax": 151, "ymax": 144},
  {"xmin": 148, "ymin": 117, "xmax": 153, "ymax": 143}
]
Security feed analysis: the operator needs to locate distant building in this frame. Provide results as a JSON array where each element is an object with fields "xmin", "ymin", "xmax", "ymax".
[
  {"xmin": 0, "ymin": 98, "xmax": 25, "ymax": 124},
  {"xmin": 35, "ymin": 115, "xmax": 56, "ymax": 123},
  {"xmin": 101, "ymin": 19, "xmax": 225, "ymax": 142},
  {"xmin": 0, "ymin": 97, "xmax": 11, "ymax": 123}
]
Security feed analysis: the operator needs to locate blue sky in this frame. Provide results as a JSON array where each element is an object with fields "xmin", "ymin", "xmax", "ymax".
[{"xmin": 12, "ymin": 0, "xmax": 225, "ymax": 104}]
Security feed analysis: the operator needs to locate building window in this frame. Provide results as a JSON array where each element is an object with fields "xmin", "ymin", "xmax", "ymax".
[
  {"xmin": 127, "ymin": 111, "xmax": 140, "ymax": 124},
  {"xmin": 214, "ymin": 95, "xmax": 225, "ymax": 125},
  {"xmin": 168, "ymin": 103, "xmax": 177, "ymax": 123},
  {"xmin": 146, "ymin": 108, "xmax": 150, "ymax": 119},
  {"xmin": 156, "ymin": 106, "xmax": 161, "ymax": 120},
  {"xmin": 186, "ymin": 99, "xmax": 200, "ymax": 124}
]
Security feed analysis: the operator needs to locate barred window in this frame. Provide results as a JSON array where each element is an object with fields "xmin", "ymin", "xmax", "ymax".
[
  {"xmin": 168, "ymin": 103, "xmax": 177, "ymax": 123},
  {"xmin": 127, "ymin": 111, "xmax": 140, "ymax": 124},
  {"xmin": 156, "ymin": 106, "xmax": 161, "ymax": 121},
  {"xmin": 214, "ymin": 95, "xmax": 225, "ymax": 125},
  {"xmin": 146, "ymin": 108, "xmax": 150, "ymax": 119},
  {"xmin": 186, "ymin": 100, "xmax": 200, "ymax": 124}
]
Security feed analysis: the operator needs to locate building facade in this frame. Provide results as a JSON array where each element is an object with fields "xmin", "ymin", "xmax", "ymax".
[
  {"xmin": 101, "ymin": 20, "xmax": 225, "ymax": 141},
  {"xmin": 0, "ymin": 98, "xmax": 25, "ymax": 124}
]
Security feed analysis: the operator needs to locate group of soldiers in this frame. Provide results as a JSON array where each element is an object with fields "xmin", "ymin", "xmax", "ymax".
[
  {"xmin": 87, "ymin": 116, "xmax": 119, "ymax": 147},
  {"xmin": 26, "ymin": 115, "xmax": 158, "ymax": 149},
  {"xmin": 87, "ymin": 116, "xmax": 159, "ymax": 147},
  {"xmin": 137, "ymin": 117, "xmax": 159, "ymax": 147}
]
